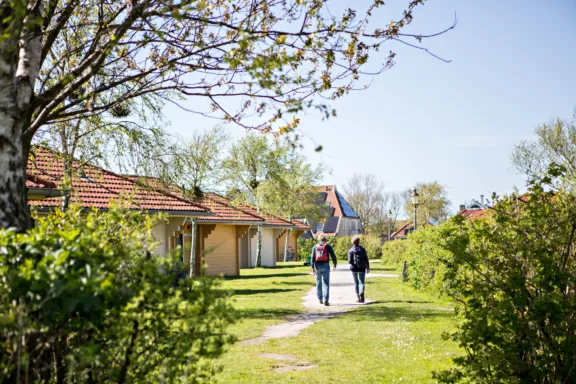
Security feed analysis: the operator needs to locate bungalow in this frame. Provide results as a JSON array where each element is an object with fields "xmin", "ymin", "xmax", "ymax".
[
  {"xmin": 27, "ymin": 147, "xmax": 310, "ymax": 276},
  {"xmin": 230, "ymin": 202, "xmax": 310, "ymax": 265}
]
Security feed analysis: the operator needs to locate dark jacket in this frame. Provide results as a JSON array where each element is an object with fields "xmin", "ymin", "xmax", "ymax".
[
  {"xmin": 348, "ymin": 245, "xmax": 369, "ymax": 272},
  {"xmin": 311, "ymin": 243, "xmax": 337, "ymax": 270}
]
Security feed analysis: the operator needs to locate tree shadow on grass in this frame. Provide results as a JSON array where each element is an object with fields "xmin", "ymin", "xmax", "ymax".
[
  {"xmin": 347, "ymin": 303, "xmax": 455, "ymax": 323},
  {"xmin": 232, "ymin": 288, "xmax": 299, "ymax": 296},
  {"xmin": 277, "ymin": 281, "xmax": 314, "ymax": 286},
  {"xmin": 227, "ymin": 273, "xmax": 309, "ymax": 280},
  {"xmin": 378, "ymin": 299, "xmax": 433, "ymax": 304},
  {"xmin": 235, "ymin": 307, "xmax": 301, "ymax": 319},
  {"xmin": 266, "ymin": 264, "xmax": 307, "ymax": 269}
]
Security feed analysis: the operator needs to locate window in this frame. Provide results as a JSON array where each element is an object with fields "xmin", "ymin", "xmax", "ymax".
[{"xmin": 316, "ymin": 222, "xmax": 324, "ymax": 231}]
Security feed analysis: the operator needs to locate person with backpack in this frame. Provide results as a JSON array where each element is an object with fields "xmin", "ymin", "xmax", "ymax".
[
  {"xmin": 311, "ymin": 234, "xmax": 337, "ymax": 306},
  {"xmin": 348, "ymin": 235, "xmax": 370, "ymax": 303}
]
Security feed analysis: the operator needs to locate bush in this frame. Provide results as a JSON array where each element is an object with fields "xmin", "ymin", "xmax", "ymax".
[
  {"xmin": 382, "ymin": 240, "xmax": 408, "ymax": 266},
  {"xmin": 403, "ymin": 224, "xmax": 455, "ymax": 297},
  {"xmin": 0, "ymin": 208, "xmax": 234, "ymax": 383},
  {"xmin": 435, "ymin": 168, "xmax": 576, "ymax": 383},
  {"xmin": 298, "ymin": 234, "xmax": 383, "ymax": 262}
]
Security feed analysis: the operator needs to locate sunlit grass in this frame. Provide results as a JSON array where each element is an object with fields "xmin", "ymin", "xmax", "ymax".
[{"xmin": 216, "ymin": 262, "xmax": 461, "ymax": 383}]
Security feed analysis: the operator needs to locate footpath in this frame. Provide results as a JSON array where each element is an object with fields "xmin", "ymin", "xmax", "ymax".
[{"xmin": 242, "ymin": 261, "xmax": 397, "ymax": 345}]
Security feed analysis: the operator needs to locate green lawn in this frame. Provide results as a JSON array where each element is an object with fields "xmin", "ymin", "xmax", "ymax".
[{"xmin": 215, "ymin": 262, "xmax": 461, "ymax": 383}]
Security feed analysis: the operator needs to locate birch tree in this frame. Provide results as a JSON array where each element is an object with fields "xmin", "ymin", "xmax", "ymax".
[
  {"xmin": 0, "ymin": 0, "xmax": 455, "ymax": 230},
  {"xmin": 165, "ymin": 125, "xmax": 229, "ymax": 201},
  {"xmin": 512, "ymin": 111, "xmax": 576, "ymax": 188},
  {"xmin": 32, "ymin": 101, "xmax": 172, "ymax": 209},
  {"xmin": 221, "ymin": 134, "xmax": 285, "ymax": 267},
  {"xmin": 260, "ymin": 153, "xmax": 322, "ymax": 261},
  {"xmin": 344, "ymin": 173, "xmax": 386, "ymax": 229}
]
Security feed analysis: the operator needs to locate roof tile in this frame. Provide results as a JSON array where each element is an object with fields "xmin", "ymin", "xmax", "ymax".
[{"xmin": 27, "ymin": 148, "xmax": 209, "ymax": 213}]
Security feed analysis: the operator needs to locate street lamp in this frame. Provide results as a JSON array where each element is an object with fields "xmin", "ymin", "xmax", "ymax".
[
  {"xmin": 387, "ymin": 209, "xmax": 392, "ymax": 241},
  {"xmin": 411, "ymin": 188, "xmax": 420, "ymax": 231}
]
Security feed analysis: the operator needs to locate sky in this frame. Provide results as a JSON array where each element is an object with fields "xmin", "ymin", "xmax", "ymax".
[{"xmin": 161, "ymin": 0, "xmax": 576, "ymax": 212}]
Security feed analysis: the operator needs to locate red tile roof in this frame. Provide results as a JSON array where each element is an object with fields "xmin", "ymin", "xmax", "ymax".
[
  {"xmin": 460, "ymin": 209, "xmax": 488, "ymax": 219},
  {"xmin": 27, "ymin": 148, "xmax": 210, "ymax": 214},
  {"xmin": 291, "ymin": 219, "xmax": 311, "ymax": 230},
  {"xmin": 199, "ymin": 193, "xmax": 264, "ymax": 223},
  {"xmin": 126, "ymin": 177, "xmax": 310, "ymax": 227}
]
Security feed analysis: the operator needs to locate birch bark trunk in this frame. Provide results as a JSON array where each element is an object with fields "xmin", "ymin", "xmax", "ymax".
[
  {"xmin": 256, "ymin": 225, "xmax": 262, "ymax": 267},
  {"xmin": 0, "ymin": 1, "xmax": 43, "ymax": 231},
  {"xmin": 283, "ymin": 227, "xmax": 291, "ymax": 262}
]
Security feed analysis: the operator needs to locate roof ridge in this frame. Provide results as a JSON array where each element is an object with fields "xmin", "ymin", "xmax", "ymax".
[
  {"xmin": 205, "ymin": 194, "xmax": 268, "ymax": 221},
  {"xmin": 128, "ymin": 176, "xmax": 210, "ymax": 212}
]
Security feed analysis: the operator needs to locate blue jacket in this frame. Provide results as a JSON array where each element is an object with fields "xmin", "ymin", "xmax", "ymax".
[{"xmin": 348, "ymin": 245, "xmax": 369, "ymax": 272}]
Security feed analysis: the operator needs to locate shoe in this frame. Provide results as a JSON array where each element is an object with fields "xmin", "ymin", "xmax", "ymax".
[
  {"xmin": 319, "ymin": 299, "xmax": 323, "ymax": 304},
  {"xmin": 356, "ymin": 295, "xmax": 361, "ymax": 303},
  {"xmin": 360, "ymin": 293, "xmax": 365, "ymax": 303},
  {"xmin": 324, "ymin": 301, "xmax": 329, "ymax": 306}
]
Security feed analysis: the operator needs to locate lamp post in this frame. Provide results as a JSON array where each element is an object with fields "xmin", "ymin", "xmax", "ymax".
[
  {"xmin": 387, "ymin": 209, "xmax": 392, "ymax": 241},
  {"xmin": 411, "ymin": 188, "xmax": 420, "ymax": 231}
]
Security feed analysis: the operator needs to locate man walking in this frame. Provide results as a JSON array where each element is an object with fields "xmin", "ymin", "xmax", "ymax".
[
  {"xmin": 311, "ymin": 234, "xmax": 337, "ymax": 306},
  {"xmin": 348, "ymin": 235, "xmax": 370, "ymax": 303}
]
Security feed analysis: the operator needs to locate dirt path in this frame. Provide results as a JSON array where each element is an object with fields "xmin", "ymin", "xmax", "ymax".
[{"xmin": 241, "ymin": 262, "xmax": 397, "ymax": 346}]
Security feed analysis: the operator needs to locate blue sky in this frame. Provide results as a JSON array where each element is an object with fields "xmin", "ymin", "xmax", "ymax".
[{"xmin": 163, "ymin": 0, "xmax": 576, "ymax": 211}]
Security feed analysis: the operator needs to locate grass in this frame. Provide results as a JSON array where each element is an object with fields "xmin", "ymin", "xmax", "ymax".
[
  {"xmin": 215, "ymin": 262, "xmax": 461, "ymax": 383},
  {"xmin": 220, "ymin": 262, "xmax": 314, "ymax": 340}
]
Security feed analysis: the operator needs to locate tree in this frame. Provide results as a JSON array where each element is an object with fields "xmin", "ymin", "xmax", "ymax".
[
  {"xmin": 221, "ymin": 134, "xmax": 286, "ymax": 267},
  {"xmin": 0, "ymin": 0, "xmax": 455, "ymax": 230},
  {"xmin": 260, "ymin": 152, "xmax": 323, "ymax": 261},
  {"xmin": 513, "ymin": 110, "xmax": 576, "ymax": 187},
  {"xmin": 403, "ymin": 181, "xmax": 451, "ymax": 225},
  {"xmin": 434, "ymin": 166, "xmax": 576, "ymax": 383},
  {"xmin": 160, "ymin": 125, "xmax": 229, "ymax": 201},
  {"xmin": 343, "ymin": 173, "xmax": 386, "ymax": 230},
  {"xmin": 32, "ymin": 102, "xmax": 172, "ymax": 209},
  {"xmin": 380, "ymin": 191, "xmax": 403, "ymax": 239}
]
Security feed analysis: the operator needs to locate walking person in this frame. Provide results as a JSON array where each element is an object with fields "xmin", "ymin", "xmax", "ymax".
[
  {"xmin": 311, "ymin": 234, "xmax": 337, "ymax": 306},
  {"xmin": 348, "ymin": 235, "xmax": 370, "ymax": 303}
]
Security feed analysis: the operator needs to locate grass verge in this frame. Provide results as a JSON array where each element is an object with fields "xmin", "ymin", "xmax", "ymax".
[{"xmin": 216, "ymin": 262, "xmax": 460, "ymax": 383}]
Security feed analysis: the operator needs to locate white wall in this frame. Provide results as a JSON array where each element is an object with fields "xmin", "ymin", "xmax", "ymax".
[
  {"xmin": 151, "ymin": 221, "xmax": 167, "ymax": 257},
  {"xmin": 249, "ymin": 227, "xmax": 276, "ymax": 267},
  {"xmin": 261, "ymin": 228, "xmax": 275, "ymax": 267}
]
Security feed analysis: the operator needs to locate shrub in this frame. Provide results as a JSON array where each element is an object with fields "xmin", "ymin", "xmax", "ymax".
[
  {"xmin": 382, "ymin": 240, "xmax": 408, "ymax": 266},
  {"xmin": 0, "ymin": 208, "xmax": 234, "ymax": 383},
  {"xmin": 298, "ymin": 234, "xmax": 383, "ymax": 262},
  {"xmin": 362, "ymin": 235, "xmax": 384, "ymax": 259},
  {"xmin": 435, "ymin": 167, "xmax": 576, "ymax": 383},
  {"xmin": 403, "ymin": 223, "xmax": 455, "ymax": 297}
]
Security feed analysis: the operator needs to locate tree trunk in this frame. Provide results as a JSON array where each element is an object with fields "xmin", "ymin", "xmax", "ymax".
[
  {"xmin": 256, "ymin": 225, "xmax": 262, "ymax": 267},
  {"xmin": 0, "ymin": 119, "xmax": 31, "ymax": 231},
  {"xmin": 283, "ymin": 228, "xmax": 291, "ymax": 262},
  {"xmin": 0, "ymin": 1, "xmax": 43, "ymax": 231},
  {"xmin": 189, "ymin": 218, "xmax": 197, "ymax": 278}
]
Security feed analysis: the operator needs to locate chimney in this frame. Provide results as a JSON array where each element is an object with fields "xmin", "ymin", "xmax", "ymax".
[
  {"xmin": 459, "ymin": 204, "xmax": 466, "ymax": 213},
  {"xmin": 480, "ymin": 195, "xmax": 484, "ymax": 206}
]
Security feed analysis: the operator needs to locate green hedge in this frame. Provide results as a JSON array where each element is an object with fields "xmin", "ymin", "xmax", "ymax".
[
  {"xmin": 381, "ymin": 224, "xmax": 454, "ymax": 297},
  {"xmin": 382, "ymin": 240, "xmax": 408, "ymax": 266},
  {"xmin": 298, "ymin": 234, "xmax": 383, "ymax": 261},
  {"xmin": 0, "ymin": 208, "xmax": 234, "ymax": 382}
]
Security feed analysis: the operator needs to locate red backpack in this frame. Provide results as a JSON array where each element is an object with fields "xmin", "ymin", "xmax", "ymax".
[{"xmin": 315, "ymin": 244, "xmax": 329, "ymax": 262}]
